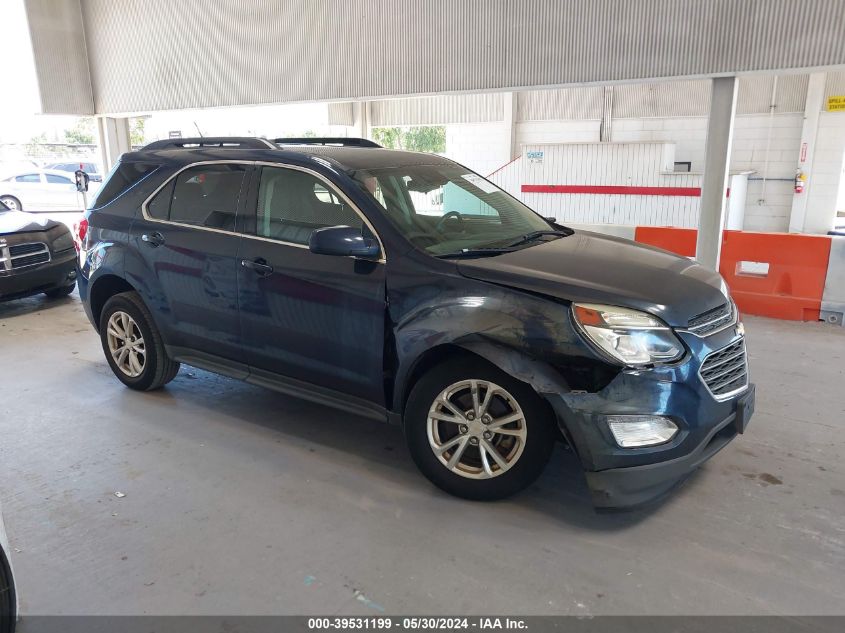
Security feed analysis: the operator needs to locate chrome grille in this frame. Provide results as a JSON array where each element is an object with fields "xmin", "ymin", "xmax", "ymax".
[
  {"xmin": 3, "ymin": 242, "xmax": 51, "ymax": 271},
  {"xmin": 12, "ymin": 252, "xmax": 50, "ymax": 268},
  {"xmin": 9, "ymin": 242, "xmax": 47, "ymax": 257},
  {"xmin": 687, "ymin": 302, "xmax": 734, "ymax": 336},
  {"xmin": 699, "ymin": 338, "xmax": 749, "ymax": 400}
]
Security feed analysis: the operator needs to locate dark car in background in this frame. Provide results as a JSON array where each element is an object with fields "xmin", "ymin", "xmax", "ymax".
[
  {"xmin": 0, "ymin": 201, "xmax": 77, "ymax": 301},
  {"xmin": 44, "ymin": 161, "xmax": 103, "ymax": 183},
  {"xmin": 76, "ymin": 137, "xmax": 754, "ymax": 510}
]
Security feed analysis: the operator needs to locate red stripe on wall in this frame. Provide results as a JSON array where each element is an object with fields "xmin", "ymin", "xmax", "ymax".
[{"xmin": 521, "ymin": 184, "xmax": 702, "ymax": 196}]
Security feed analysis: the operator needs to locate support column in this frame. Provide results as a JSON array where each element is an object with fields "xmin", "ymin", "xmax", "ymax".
[
  {"xmin": 696, "ymin": 77, "xmax": 738, "ymax": 271},
  {"xmin": 788, "ymin": 72, "xmax": 826, "ymax": 233},
  {"xmin": 503, "ymin": 91, "xmax": 518, "ymax": 160},
  {"xmin": 96, "ymin": 117, "xmax": 131, "ymax": 172},
  {"xmin": 352, "ymin": 101, "xmax": 371, "ymax": 139}
]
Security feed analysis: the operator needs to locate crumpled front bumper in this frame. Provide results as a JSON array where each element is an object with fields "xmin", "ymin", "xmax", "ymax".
[{"xmin": 545, "ymin": 326, "xmax": 754, "ymax": 510}]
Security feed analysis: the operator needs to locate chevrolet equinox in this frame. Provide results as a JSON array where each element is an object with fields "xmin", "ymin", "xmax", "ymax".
[{"xmin": 78, "ymin": 137, "xmax": 755, "ymax": 509}]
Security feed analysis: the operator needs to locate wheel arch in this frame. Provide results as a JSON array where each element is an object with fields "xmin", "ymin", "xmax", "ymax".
[
  {"xmin": 393, "ymin": 338, "xmax": 571, "ymax": 417},
  {"xmin": 88, "ymin": 274, "xmax": 138, "ymax": 331}
]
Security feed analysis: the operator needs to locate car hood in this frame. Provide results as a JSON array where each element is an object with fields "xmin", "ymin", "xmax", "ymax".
[
  {"xmin": 0, "ymin": 211, "xmax": 61, "ymax": 236},
  {"xmin": 456, "ymin": 230, "xmax": 729, "ymax": 326}
]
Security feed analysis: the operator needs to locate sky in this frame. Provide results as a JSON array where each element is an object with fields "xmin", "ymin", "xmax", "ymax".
[
  {"xmin": 0, "ymin": 0, "xmax": 341, "ymax": 146},
  {"xmin": 0, "ymin": 0, "xmax": 80, "ymax": 143}
]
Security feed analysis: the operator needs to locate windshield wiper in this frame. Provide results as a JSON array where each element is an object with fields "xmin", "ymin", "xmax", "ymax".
[
  {"xmin": 435, "ymin": 227, "xmax": 574, "ymax": 258},
  {"xmin": 435, "ymin": 247, "xmax": 517, "ymax": 259},
  {"xmin": 504, "ymin": 229, "xmax": 573, "ymax": 248}
]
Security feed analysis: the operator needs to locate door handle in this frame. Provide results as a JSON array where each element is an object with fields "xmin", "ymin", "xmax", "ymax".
[
  {"xmin": 241, "ymin": 257, "xmax": 274, "ymax": 277},
  {"xmin": 141, "ymin": 232, "xmax": 165, "ymax": 247}
]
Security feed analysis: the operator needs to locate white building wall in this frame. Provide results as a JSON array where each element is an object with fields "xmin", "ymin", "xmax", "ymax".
[
  {"xmin": 731, "ymin": 114, "xmax": 804, "ymax": 232},
  {"xmin": 517, "ymin": 120, "xmax": 602, "ymax": 146},
  {"xmin": 446, "ymin": 113, "xmax": 813, "ymax": 232},
  {"xmin": 445, "ymin": 123, "xmax": 512, "ymax": 177},
  {"xmin": 517, "ymin": 142, "xmax": 702, "ymax": 227},
  {"xmin": 806, "ymin": 112, "xmax": 845, "ymax": 233}
]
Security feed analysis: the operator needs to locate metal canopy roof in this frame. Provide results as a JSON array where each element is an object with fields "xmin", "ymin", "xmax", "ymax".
[{"xmin": 23, "ymin": 0, "xmax": 845, "ymax": 116}]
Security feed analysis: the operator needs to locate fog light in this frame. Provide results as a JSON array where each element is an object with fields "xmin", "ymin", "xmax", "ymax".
[{"xmin": 607, "ymin": 415, "xmax": 678, "ymax": 448}]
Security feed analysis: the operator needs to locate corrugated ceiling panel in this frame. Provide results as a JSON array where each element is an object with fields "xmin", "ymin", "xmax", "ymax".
[
  {"xmin": 327, "ymin": 102, "xmax": 355, "ymax": 127},
  {"xmin": 368, "ymin": 94, "xmax": 503, "ymax": 126},
  {"xmin": 518, "ymin": 87, "xmax": 604, "ymax": 121},
  {"xmin": 612, "ymin": 81, "xmax": 711, "ymax": 118},
  {"xmin": 24, "ymin": 0, "xmax": 94, "ymax": 115},
  {"xmin": 737, "ymin": 76, "xmax": 775, "ymax": 114},
  {"xmin": 736, "ymin": 74, "xmax": 808, "ymax": 113},
  {"xmin": 824, "ymin": 71, "xmax": 845, "ymax": 99},
  {"xmin": 775, "ymin": 74, "xmax": 809, "ymax": 112},
  {"xmin": 27, "ymin": 0, "xmax": 845, "ymax": 115}
]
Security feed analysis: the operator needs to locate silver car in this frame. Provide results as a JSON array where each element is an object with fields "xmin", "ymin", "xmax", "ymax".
[{"xmin": 0, "ymin": 169, "xmax": 87, "ymax": 212}]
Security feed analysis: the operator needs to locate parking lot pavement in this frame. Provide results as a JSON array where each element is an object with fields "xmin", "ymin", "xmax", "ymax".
[{"xmin": 0, "ymin": 292, "xmax": 843, "ymax": 616}]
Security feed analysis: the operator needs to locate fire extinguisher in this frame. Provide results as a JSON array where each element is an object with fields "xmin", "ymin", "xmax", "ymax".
[{"xmin": 794, "ymin": 169, "xmax": 807, "ymax": 194}]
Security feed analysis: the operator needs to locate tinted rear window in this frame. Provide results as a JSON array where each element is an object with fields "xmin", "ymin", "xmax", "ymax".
[
  {"xmin": 146, "ymin": 164, "xmax": 247, "ymax": 231},
  {"xmin": 92, "ymin": 161, "xmax": 159, "ymax": 209}
]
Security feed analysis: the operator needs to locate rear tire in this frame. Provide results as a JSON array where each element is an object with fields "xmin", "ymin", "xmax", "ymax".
[
  {"xmin": 99, "ymin": 291, "xmax": 180, "ymax": 391},
  {"xmin": 44, "ymin": 282, "xmax": 76, "ymax": 299},
  {"xmin": 405, "ymin": 357, "xmax": 556, "ymax": 501}
]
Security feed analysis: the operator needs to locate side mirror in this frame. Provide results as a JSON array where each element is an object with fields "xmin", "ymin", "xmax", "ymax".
[{"xmin": 309, "ymin": 225, "xmax": 380, "ymax": 259}]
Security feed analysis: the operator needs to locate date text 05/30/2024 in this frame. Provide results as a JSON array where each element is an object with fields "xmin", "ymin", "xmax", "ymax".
[{"xmin": 307, "ymin": 617, "xmax": 528, "ymax": 630}]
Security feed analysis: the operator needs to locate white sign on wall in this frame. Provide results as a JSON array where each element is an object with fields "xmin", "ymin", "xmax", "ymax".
[{"xmin": 526, "ymin": 150, "xmax": 544, "ymax": 164}]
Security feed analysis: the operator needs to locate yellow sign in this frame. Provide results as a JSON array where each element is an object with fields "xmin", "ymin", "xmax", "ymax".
[{"xmin": 828, "ymin": 96, "xmax": 845, "ymax": 111}]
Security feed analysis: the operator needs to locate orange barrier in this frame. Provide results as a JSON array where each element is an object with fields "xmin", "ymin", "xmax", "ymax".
[
  {"xmin": 634, "ymin": 227, "xmax": 697, "ymax": 257},
  {"xmin": 634, "ymin": 227, "xmax": 833, "ymax": 321}
]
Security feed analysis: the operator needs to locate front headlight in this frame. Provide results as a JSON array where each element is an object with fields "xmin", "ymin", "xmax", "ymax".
[
  {"xmin": 52, "ymin": 231, "xmax": 74, "ymax": 253},
  {"xmin": 572, "ymin": 303, "xmax": 684, "ymax": 366}
]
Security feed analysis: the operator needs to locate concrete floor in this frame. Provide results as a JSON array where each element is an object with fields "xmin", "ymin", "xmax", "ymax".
[{"xmin": 0, "ymin": 292, "xmax": 843, "ymax": 616}]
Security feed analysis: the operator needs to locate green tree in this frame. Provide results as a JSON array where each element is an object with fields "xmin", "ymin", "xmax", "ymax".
[
  {"xmin": 372, "ymin": 126, "xmax": 446, "ymax": 153},
  {"xmin": 64, "ymin": 118, "xmax": 95, "ymax": 144},
  {"xmin": 129, "ymin": 118, "xmax": 146, "ymax": 146},
  {"xmin": 402, "ymin": 126, "xmax": 446, "ymax": 153},
  {"xmin": 372, "ymin": 127, "xmax": 403, "ymax": 149},
  {"xmin": 25, "ymin": 133, "xmax": 48, "ymax": 159}
]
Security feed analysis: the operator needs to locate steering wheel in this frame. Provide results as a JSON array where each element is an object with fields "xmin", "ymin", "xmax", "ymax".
[{"xmin": 435, "ymin": 211, "xmax": 464, "ymax": 233}]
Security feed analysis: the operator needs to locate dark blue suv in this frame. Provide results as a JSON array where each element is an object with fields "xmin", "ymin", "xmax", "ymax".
[{"xmin": 78, "ymin": 137, "xmax": 754, "ymax": 509}]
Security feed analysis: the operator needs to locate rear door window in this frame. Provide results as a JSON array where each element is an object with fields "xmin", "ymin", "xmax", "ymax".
[
  {"xmin": 148, "ymin": 164, "xmax": 248, "ymax": 232},
  {"xmin": 45, "ymin": 174, "xmax": 73, "ymax": 184}
]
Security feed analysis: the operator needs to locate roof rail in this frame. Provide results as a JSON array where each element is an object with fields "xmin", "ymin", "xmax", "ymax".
[
  {"xmin": 273, "ymin": 137, "xmax": 382, "ymax": 148},
  {"xmin": 142, "ymin": 137, "xmax": 276, "ymax": 151}
]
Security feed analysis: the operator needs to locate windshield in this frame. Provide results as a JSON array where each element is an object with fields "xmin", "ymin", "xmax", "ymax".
[{"xmin": 350, "ymin": 164, "xmax": 555, "ymax": 256}]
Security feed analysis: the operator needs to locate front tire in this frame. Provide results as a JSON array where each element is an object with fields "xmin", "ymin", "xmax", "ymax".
[
  {"xmin": 405, "ymin": 357, "xmax": 556, "ymax": 501},
  {"xmin": 99, "ymin": 291, "xmax": 180, "ymax": 391},
  {"xmin": 0, "ymin": 544, "xmax": 15, "ymax": 633},
  {"xmin": 0, "ymin": 196, "xmax": 21, "ymax": 211}
]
